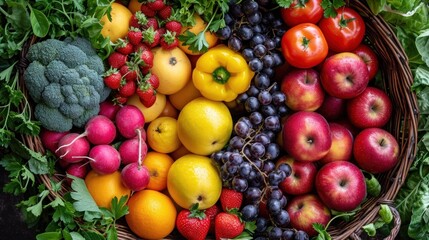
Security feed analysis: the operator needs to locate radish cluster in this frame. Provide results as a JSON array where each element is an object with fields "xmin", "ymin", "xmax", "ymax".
[{"xmin": 41, "ymin": 101, "xmax": 151, "ymax": 192}]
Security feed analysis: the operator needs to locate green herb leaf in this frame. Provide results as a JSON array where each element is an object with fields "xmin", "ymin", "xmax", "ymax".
[
  {"xmin": 313, "ymin": 223, "xmax": 332, "ymax": 240},
  {"xmin": 379, "ymin": 204, "xmax": 393, "ymax": 223},
  {"xmin": 110, "ymin": 195, "xmax": 129, "ymax": 220},
  {"xmin": 36, "ymin": 231, "xmax": 62, "ymax": 240},
  {"xmin": 69, "ymin": 175, "xmax": 101, "ymax": 213},
  {"xmin": 364, "ymin": 171, "xmax": 382, "ymax": 197},
  {"xmin": 275, "ymin": 0, "xmax": 294, "ymax": 8},
  {"xmin": 29, "ymin": 7, "xmax": 50, "ymax": 37},
  {"xmin": 363, "ymin": 223, "xmax": 377, "ymax": 237},
  {"xmin": 366, "ymin": 0, "xmax": 387, "ymax": 15},
  {"xmin": 321, "ymin": 0, "xmax": 345, "ymax": 18},
  {"xmin": 178, "ymin": 30, "xmax": 209, "ymax": 53}
]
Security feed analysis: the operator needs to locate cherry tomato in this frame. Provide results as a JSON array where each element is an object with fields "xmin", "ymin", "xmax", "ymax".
[
  {"xmin": 281, "ymin": 23, "xmax": 328, "ymax": 69},
  {"xmin": 318, "ymin": 7, "xmax": 366, "ymax": 52},
  {"xmin": 281, "ymin": 0, "xmax": 324, "ymax": 27},
  {"xmin": 351, "ymin": 44, "xmax": 379, "ymax": 80}
]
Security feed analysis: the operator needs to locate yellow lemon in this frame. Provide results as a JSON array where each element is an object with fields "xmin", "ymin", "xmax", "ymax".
[
  {"xmin": 167, "ymin": 154, "xmax": 222, "ymax": 210},
  {"xmin": 177, "ymin": 97, "xmax": 233, "ymax": 155},
  {"xmin": 146, "ymin": 116, "xmax": 181, "ymax": 153},
  {"xmin": 127, "ymin": 93, "xmax": 166, "ymax": 122},
  {"xmin": 100, "ymin": 3, "xmax": 132, "ymax": 43},
  {"xmin": 168, "ymin": 79, "xmax": 202, "ymax": 110}
]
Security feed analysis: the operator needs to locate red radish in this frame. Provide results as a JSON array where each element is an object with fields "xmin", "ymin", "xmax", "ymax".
[
  {"xmin": 115, "ymin": 105, "xmax": 145, "ymax": 138},
  {"xmin": 55, "ymin": 115, "xmax": 117, "ymax": 154},
  {"xmin": 119, "ymin": 135, "xmax": 148, "ymax": 165},
  {"xmin": 58, "ymin": 157, "xmax": 70, "ymax": 169},
  {"xmin": 55, "ymin": 133, "xmax": 90, "ymax": 163},
  {"xmin": 85, "ymin": 145, "xmax": 121, "ymax": 175},
  {"xmin": 99, "ymin": 101, "xmax": 121, "ymax": 121},
  {"xmin": 121, "ymin": 162, "xmax": 151, "ymax": 191},
  {"xmin": 65, "ymin": 162, "xmax": 90, "ymax": 185},
  {"xmin": 40, "ymin": 128, "xmax": 69, "ymax": 153}
]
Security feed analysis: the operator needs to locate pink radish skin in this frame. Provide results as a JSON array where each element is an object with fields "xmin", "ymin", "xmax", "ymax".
[
  {"xmin": 119, "ymin": 131, "xmax": 148, "ymax": 165},
  {"xmin": 56, "ymin": 133, "xmax": 90, "ymax": 163},
  {"xmin": 40, "ymin": 128, "xmax": 69, "ymax": 153},
  {"xmin": 99, "ymin": 101, "xmax": 121, "ymax": 121},
  {"xmin": 87, "ymin": 145, "xmax": 121, "ymax": 175},
  {"xmin": 115, "ymin": 105, "xmax": 145, "ymax": 138},
  {"xmin": 55, "ymin": 115, "xmax": 117, "ymax": 154},
  {"xmin": 65, "ymin": 162, "xmax": 90, "ymax": 185},
  {"xmin": 58, "ymin": 157, "xmax": 70, "ymax": 169},
  {"xmin": 121, "ymin": 162, "xmax": 150, "ymax": 191}
]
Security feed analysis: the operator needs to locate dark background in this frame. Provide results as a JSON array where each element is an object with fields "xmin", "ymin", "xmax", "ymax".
[{"xmin": 0, "ymin": 166, "xmax": 38, "ymax": 239}]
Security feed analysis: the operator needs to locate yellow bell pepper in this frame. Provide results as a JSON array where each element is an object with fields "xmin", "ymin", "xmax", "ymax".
[{"xmin": 192, "ymin": 44, "xmax": 255, "ymax": 102}]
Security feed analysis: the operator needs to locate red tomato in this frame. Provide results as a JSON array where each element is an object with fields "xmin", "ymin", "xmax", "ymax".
[
  {"xmin": 281, "ymin": 23, "xmax": 329, "ymax": 69},
  {"xmin": 351, "ymin": 44, "xmax": 379, "ymax": 80},
  {"xmin": 280, "ymin": 0, "xmax": 324, "ymax": 27},
  {"xmin": 318, "ymin": 7, "xmax": 366, "ymax": 52}
]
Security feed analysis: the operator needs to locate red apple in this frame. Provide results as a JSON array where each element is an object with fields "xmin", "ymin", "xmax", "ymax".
[
  {"xmin": 352, "ymin": 43, "xmax": 379, "ymax": 80},
  {"xmin": 353, "ymin": 128, "xmax": 399, "ymax": 173},
  {"xmin": 320, "ymin": 52, "xmax": 370, "ymax": 99},
  {"xmin": 317, "ymin": 94, "xmax": 347, "ymax": 121},
  {"xmin": 282, "ymin": 111, "xmax": 331, "ymax": 162},
  {"xmin": 281, "ymin": 68, "xmax": 325, "ymax": 111},
  {"xmin": 277, "ymin": 155, "xmax": 317, "ymax": 195},
  {"xmin": 286, "ymin": 194, "xmax": 331, "ymax": 237},
  {"xmin": 347, "ymin": 86, "xmax": 393, "ymax": 129},
  {"xmin": 315, "ymin": 161, "xmax": 367, "ymax": 212},
  {"xmin": 320, "ymin": 123, "xmax": 354, "ymax": 164},
  {"xmin": 333, "ymin": 118, "xmax": 360, "ymax": 137}
]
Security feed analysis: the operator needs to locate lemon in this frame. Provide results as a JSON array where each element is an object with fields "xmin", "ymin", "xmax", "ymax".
[
  {"xmin": 100, "ymin": 3, "xmax": 132, "ymax": 43},
  {"xmin": 167, "ymin": 154, "xmax": 222, "ymax": 210},
  {"xmin": 146, "ymin": 117, "xmax": 181, "ymax": 153},
  {"xmin": 177, "ymin": 97, "xmax": 233, "ymax": 155}
]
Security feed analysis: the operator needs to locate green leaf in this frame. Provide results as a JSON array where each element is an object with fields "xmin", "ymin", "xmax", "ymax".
[
  {"xmin": 408, "ymin": 181, "xmax": 429, "ymax": 238},
  {"xmin": 366, "ymin": 0, "xmax": 387, "ymax": 15},
  {"xmin": 29, "ymin": 7, "xmax": 50, "ymax": 37},
  {"xmin": 80, "ymin": 230, "xmax": 105, "ymax": 240},
  {"xmin": 110, "ymin": 195, "xmax": 129, "ymax": 219},
  {"xmin": 416, "ymin": 29, "xmax": 429, "ymax": 67},
  {"xmin": 379, "ymin": 204, "xmax": 393, "ymax": 223},
  {"xmin": 69, "ymin": 175, "xmax": 101, "ymax": 213},
  {"xmin": 69, "ymin": 232, "xmax": 85, "ymax": 240},
  {"xmin": 364, "ymin": 172, "xmax": 382, "ymax": 197},
  {"xmin": 275, "ymin": 0, "xmax": 293, "ymax": 8},
  {"xmin": 36, "ymin": 231, "xmax": 62, "ymax": 240},
  {"xmin": 313, "ymin": 223, "xmax": 332, "ymax": 240},
  {"xmin": 363, "ymin": 223, "xmax": 377, "ymax": 237},
  {"xmin": 321, "ymin": 0, "xmax": 345, "ymax": 18}
]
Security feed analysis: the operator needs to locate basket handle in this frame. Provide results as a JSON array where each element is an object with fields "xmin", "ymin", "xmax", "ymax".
[{"xmin": 350, "ymin": 201, "xmax": 401, "ymax": 240}]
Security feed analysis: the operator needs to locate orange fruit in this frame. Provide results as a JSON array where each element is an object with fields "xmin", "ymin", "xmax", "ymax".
[
  {"xmin": 178, "ymin": 14, "xmax": 218, "ymax": 55},
  {"xmin": 100, "ymin": 3, "xmax": 132, "ymax": 43},
  {"xmin": 159, "ymin": 99, "xmax": 179, "ymax": 118},
  {"xmin": 170, "ymin": 144, "xmax": 191, "ymax": 160},
  {"xmin": 85, "ymin": 170, "xmax": 131, "ymax": 209},
  {"xmin": 143, "ymin": 151, "xmax": 174, "ymax": 191},
  {"xmin": 151, "ymin": 47, "xmax": 192, "ymax": 95},
  {"xmin": 126, "ymin": 190, "xmax": 177, "ymax": 239},
  {"xmin": 128, "ymin": 0, "xmax": 142, "ymax": 13},
  {"xmin": 146, "ymin": 116, "xmax": 181, "ymax": 153},
  {"xmin": 169, "ymin": 79, "xmax": 202, "ymax": 110},
  {"xmin": 127, "ymin": 93, "xmax": 166, "ymax": 122}
]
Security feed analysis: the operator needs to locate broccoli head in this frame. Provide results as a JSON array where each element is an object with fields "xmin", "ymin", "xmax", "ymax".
[{"xmin": 24, "ymin": 37, "xmax": 111, "ymax": 132}]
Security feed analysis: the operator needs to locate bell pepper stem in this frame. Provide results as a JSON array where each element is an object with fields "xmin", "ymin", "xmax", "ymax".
[{"xmin": 212, "ymin": 66, "xmax": 230, "ymax": 84}]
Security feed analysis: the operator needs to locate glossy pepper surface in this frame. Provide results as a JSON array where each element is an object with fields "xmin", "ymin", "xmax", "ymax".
[{"xmin": 192, "ymin": 44, "xmax": 254, "ymax": 102}]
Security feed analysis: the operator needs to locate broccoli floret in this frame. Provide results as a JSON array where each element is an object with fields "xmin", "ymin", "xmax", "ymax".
[
  {"xmin": 59, "ymin": 103, "xmax": 85, "ymax": 119},
  {"xmin": 24, "ymin": 61, "xmax": 49, "ymax": 103},
  {"xmin": 58, "ymin": 44, "xmax": 88, "ymax": 68},
  {"xmin": 72, "ymin": 107, "xmax": 100, "ymax": 128},
  {"xmin": 26, "ymin": 39, "xmax": 65, "ymax": 66},
  {"xmin": 34, "ymin": 104, "xmax": 73, "ymax": 132},
  {"xmin": 45, "ymin": 60, "xmax": 69, "ymax": 83},
  {"xmin": 41, "ymin": 83, "xmax": 64, "ymax": 108},
  {"xmin": 24, "ymin": 37, "xmax": 110, "ymax": 132}
]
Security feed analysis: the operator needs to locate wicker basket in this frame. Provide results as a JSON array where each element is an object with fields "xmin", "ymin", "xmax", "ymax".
[{"xmin": 17, "ymin": 0, "xmax": 418, "ymax": 239}]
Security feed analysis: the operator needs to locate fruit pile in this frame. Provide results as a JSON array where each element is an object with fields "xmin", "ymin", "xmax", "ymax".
[{"xmin": 32, "ymin": 0, "xmax": 400, "ymax": 239}]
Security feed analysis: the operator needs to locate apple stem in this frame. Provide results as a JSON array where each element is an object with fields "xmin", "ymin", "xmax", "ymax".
[{"xmin": 379, "ymin": 138, "xmax": 385, "ymax": 146}]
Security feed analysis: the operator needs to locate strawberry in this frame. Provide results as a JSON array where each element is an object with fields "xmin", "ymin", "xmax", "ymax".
[
  {"xmin": 115, "ymin": 39, "xmax": 134, "ymax": 55},
  {"xmin": 108, "ymin": 51, "xmax": 127, "ymax": 69},
  {"xmin": 119, "ymin": 64, "xmax": 139, "ymax": 82},
  {"xmin": 136, "ymin": 83, "xmax": 156, "ymax": 107},
  {"xmin": 142, "ymin": 26, "xmax": 161, "ymax": 48},
  {"xmin": 119, "ymin": 80, "xmax": 137, "ymax": 97},
  {"xmin": 127, "ymin": 27, "xmax": 143, "ymax": 46},
  {"xmin": 220, "ymin": 188, "xmax": 243, "ymax": 212},
  {"xmin": 160, "ymin": 30, "xmax": 179, "ymax": 50},
  {"xmin": 205, "ymin": 204, "xmax": 221, "ymax": 234},
  {"xmin": 103, "ymin": 68, "xmax": 122, "ymax": 89},
  {"xmin": 138, "ymin": 48, "xmax": 154, "ymax": 69},
  {"xmin": 165, "ymin": 20, "xmax": 182, "ymax": 35},
  {"xmin": 129, "ymin": 11, "xmax": 147, "ymax": 28},
  {"xmin": 144, "ymin": 17, "xmax": 159, "ymax": 30},
  {"xmin": 214, "ymin": 212, "xmax": 245, "ymax": 240},
  {"xmin": 133, "ymin": 42, "xmax": 151, "ymax": 53},
  {"xmin": 140, "ymin": 4, "xmax": 156, "ymax": 17},
  {"xmin": 176, "ymin": 204, "xmax": 210, "ymax": 240},
  {"xmin": 146, "ymin": 72, "xmax": 159, "ymax": 89},
  {"xmin": 146, "ymin": 0, "xmax": 165, "ymax": 11},
  {"xmin": 157, "ymin": 5, "xmax": 172, "ymax": 20},
  {"xmin": 112, "ymin": 93, "xmax": 128, "ymax": 105}
]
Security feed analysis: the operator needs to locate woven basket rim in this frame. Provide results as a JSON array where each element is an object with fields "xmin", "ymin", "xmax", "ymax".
[{"xmin": 16, "ymin": 0, "xmax": 419, "ymax": 239}]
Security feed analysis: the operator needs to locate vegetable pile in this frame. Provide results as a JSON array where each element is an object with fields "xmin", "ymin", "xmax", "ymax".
[{"xmin": 0, "ymin": 0, "xmax": 428, "ymax": 240}]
